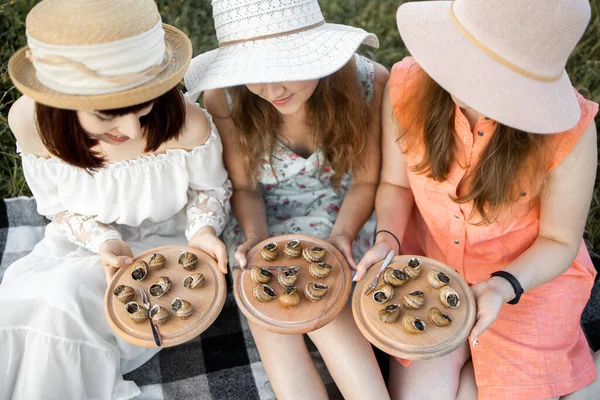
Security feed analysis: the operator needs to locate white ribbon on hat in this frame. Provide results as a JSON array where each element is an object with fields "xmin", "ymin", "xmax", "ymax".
[{"xmin": 26, "ymin": 19, "xmax": 167, "ymax": 95}]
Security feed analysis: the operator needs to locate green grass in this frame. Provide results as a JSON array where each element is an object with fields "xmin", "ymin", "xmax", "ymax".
[{"xmin": 1, "ymin": 0, "xmax": 599, "ymax": 251}]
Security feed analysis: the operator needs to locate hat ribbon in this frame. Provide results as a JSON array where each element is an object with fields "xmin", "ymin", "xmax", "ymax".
[{"xmin": 218, "ymin": 20, "xmax": 325, "ymax": 47}]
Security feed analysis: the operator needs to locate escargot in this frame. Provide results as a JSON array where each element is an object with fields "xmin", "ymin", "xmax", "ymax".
[
  {"xmin": 279, "ymin": 287, "xmax": 301, "ymax": 308},
  {"xmin": 404, "ymin": 257, "xmax": 422, "ymax": 280},
  {"xmin": 383, "ymin": 268, "xmax": 409, "ymax": 287},
  {"xmin": 428, "ymin": 270, "xmax": 450, "ymax": 289},
  {"xmin": 113, "ymin": 284, "xmax": 135, "ymax": 304},
  {"xmin": 251, "ymin": 267, "xmax": 274, "ymax": 284},
  {"xmin": 183, "ymin": 273, "xmax": 205, "ymax": 289},
  {"xmin": 278, "ymin": 267, "xmax": 299, "ymax": 288},
  {"xmin": 402, "ymin": 314, "xmax": 426, "ymax": 334},
  {"xmin": 148, "ymin": 252, "xmax": 166, "ymax": 270},
  {"xmin": 283, "ymin": 240, "xmax": 303, "ymax": 259},
  {"xmin": 302, "ymin": 246, "xmax": 326, "ymax": 263},
  {"xmin": 253, "ymin": 284, "xmax": 276, "ymax": 302},
  {"xmin": 178, "ymin": 251, "xmax": 198, "ymax": 271},
  {"xmin": 149, "ymin": 305, "xmax": 170, "ymax": 326},
  {"xmin": 130, "ymin": 260, "xmax": 149, "ymax": 281},
  {"xmin": 304, "ymin": 283, "xmax": 329, "ymax": 302},
  {"xmin": 126, "ymin": 302, "xmax": 148, "ymax": 324},
  {"xmin": 171, "ymin": 298, "xmax": 194, "ymax": 320},
  {"xmin": 440, "ymin": 286, "xmax": 460, "ymax": 308},
  {"xmin": 378, "ymin": 304, "xmax": 401, "ymax": 324},
  {"xmin": 372, "ymin": 284, "xmax": 394, "ymax": 304},
  {"xmin": 428, "ymin": 307, "xmax": 452, "ymax": 327},
  {"xmin": 149, "ymin": 276, "xmax": 172, "ymax": 298},
  {"xmin": 402, "ymin": 290, "xmax": 425, "ymax": 309},
  {"xmin": 260, "ymin": 242, "xmax": 278, "ymax": 261},
  {"xmin": 308, "ymin": 262, "xmax": 332, "ymax": 279}
]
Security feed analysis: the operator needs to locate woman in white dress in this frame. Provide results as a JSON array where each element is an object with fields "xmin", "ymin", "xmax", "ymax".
[{"xmin": 0, "ymin": 1, "xmax": 231, "ymax": 399}]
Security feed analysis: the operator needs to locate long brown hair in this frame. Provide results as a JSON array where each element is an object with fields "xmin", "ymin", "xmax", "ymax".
[
  {"xmin": 229, "ymin": 58, "xmax": 370, "ymax": 188},
  {"xmin": 35, "ymin": 86, "xmax": 185, "ymax": 170},
  {"xmin": 396, "ymin": 67, "xmax": 551, "ymax": 224}
]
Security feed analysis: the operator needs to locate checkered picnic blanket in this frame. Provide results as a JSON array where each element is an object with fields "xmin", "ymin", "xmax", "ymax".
[{"xmin": 1, "ymin": 197, "xmax": 598, "ymax": 399}]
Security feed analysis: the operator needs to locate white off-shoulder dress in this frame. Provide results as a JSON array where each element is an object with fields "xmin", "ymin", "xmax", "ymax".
[{"xmin": 0, "ymin": 110, "xmax": 232, "ymax": 400}]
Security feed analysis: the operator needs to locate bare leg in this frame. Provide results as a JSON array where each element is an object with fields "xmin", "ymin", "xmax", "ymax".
[
  {"xmin": 389, "ymin": 341, "xmax": 471, "ymax": 400},
  {"xmin": 248, "ymin": 321, "xmax": 328, "ymax": 400},
  {"xmin": 561, "ymin": 350, "xmax": 600, "ymax": 400},
  {"xmin": 308, "ymin": 305, "xmax": 390, "ymax": 400},
  {"xmin": 456, "ymin": 359, "xmax": 477, "ymax": 400}
]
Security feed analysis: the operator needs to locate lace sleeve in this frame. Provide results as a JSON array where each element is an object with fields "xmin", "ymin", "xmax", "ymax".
[
  {"xmin": 51, "ymin": 211, "xmax": 122, "ymax": 253},
  {"xmin": 185, "ymin": 179, "xmax": 233, "ymax": 240}
]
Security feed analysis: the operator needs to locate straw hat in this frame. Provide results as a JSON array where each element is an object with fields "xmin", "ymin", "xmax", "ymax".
[
  {"xmin": 396, "ymin": 0, "xmax": 591, "ymax": 134},
  {"xmin": 8, "ymin": 0, "xmax": 192, "ymax": 111},
  {"xmin": 184, "ymin": 0, "xmax": 379, "ymax": 101}
]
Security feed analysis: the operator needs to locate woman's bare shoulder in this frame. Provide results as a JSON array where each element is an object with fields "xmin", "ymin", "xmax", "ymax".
[
  {"xmin": 175, "ymin": 98, "xmax": 213, "ymax": 150},
  {"xmin": 7, "ymin": 96, "xmax": 49, "ymax": 157}
]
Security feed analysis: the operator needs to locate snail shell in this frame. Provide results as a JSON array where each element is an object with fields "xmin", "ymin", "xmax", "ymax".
[
  {"xmin": 402, "ymin": 314, "xmax": 426, "ymax": 334},
  {"xmin": 383, "ymin": 268, "xmax": 409, "ymax": 287},
  {"xmin": 440, "ymin": 286, "xmax": 460, "ymax": 308},
  {"xmin": 171, "ymin": 298, "xmax": 194, "ymax": 320},
  {"xmin": 428, "ymin": 307, "xmax": 452, "ymax": 327},
  {"xmin": 428, "ymin": 270, "xmax": 450, "ymax": 289},
  {"xmin": 253, "ymin": 284, "xmax": 276, "ymax": 302},
  {"xmin": 302, "ymin": 246, "xmax": 326, "ymax": 263},
  {"xmin": 260, "ymin": 242, "xmax": 278, "ymax": 261},
  {"xmin": 250, "ymin": 267, "xmax": 274, "ymax": 284},
  {"xmin": 130, "ymin": 260, "xmax": 149, "ymax": 281},
  {"xmin": 283, "ymin": 240, "xmax": 303, "ymax": 259},
  {"xmin": 113, "ymin": 284, "xmax": 135, "ymax": 304},
  {"xmin": 372, "ymin": 284, "xmax": 394, "ymax": 304},
  {"xmin": 378, "ymin": 304, "xmax": 401, "ymax": 324},
  {"xmin": 402, "ymin": 290, "xmax": 425, "ymax": 309},
  {"xmin": 183, "ymin": 273, "xmax": 205, "ymax": 289},
  {"xmin": 308, "ymin": 262, "xmax": 332, "ymax": 279},
  {"xmin": 126, "ymin": 301, "xmax": 148, "ymax": 324},
  {"xmin": 148, "ymin": 252, "xmax": 166, "ymax": 270},
  {"xmin": 149, "ymin": 305, "xmax": 170, "ymax": 326},
  {"xmin": 304, "ymin": 283, "xmax": 329, "ymax": 302},
  {"xmin": 278, "ymin": 268, "xmax": 299, "ymax": 288},
  {"xmin": 178, "ymin": 251, "xmax": 198, "ymax": 271},
  {"xmin": 149, "ymin": 276, "xmax": 172, "ymax": 298},
  {"xmin": 404, "ymin": 257, "xmax": 422, "ymax": 279},
  {"xmin": 279, "ymin": 287, "xmax": 301, "ymax": 307}
]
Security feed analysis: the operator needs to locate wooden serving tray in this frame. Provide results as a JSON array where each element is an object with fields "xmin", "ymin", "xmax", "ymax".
[
  {"xmin": 104, "ymin": 246, "xmax": 226, "ymax": 348},
  {"xmin": 352, "ymin": 255, "xmax": 476, "ymax": 360},
  {"xmin": 233, "ymin": 234, "xmax": 352, "ymax": 334}
]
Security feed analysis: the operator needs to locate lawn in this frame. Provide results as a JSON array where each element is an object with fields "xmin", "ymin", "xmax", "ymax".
[{"xmin": 0, "ymin": 0, "xmax": 599, "ymax": 251}]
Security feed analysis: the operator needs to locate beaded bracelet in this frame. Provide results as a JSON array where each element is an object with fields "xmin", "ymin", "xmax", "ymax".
[{"xmin": 375, "ymin": 230, "xmax": 401, "ymax": 254}]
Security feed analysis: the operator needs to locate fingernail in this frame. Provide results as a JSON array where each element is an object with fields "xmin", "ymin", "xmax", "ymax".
[
  {"xmin": 472, "ymin": 338, "xmax": 478, "ymax": 347},
  {"xmin": 125, "ymin": 258, "xmax": 133, "ymax": 265}
]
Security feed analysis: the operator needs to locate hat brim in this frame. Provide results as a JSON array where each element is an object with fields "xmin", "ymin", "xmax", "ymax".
[
  {"xmin": 396, "ymin": 1, "xmax": 579, "ymax": 134},
  {"xmin": 8, "ymin": 24, "xmax": 192, "ymax": 111},
  {"xmin": 184, "ymin": 23, "xmax": 379, "ymax": 101}
]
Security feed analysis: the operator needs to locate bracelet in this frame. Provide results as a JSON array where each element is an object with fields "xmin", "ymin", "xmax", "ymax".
[
  {"xmin": 375, "ymin": 230, "xmax": 401, "ymax": 254},
  {"xmin": 490, "ymin": 271, "xmax": 524, "ymax": 305}
]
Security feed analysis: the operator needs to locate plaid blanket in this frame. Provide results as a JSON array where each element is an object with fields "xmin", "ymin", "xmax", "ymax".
[{"xmin": 1, "ymin": 197, "xmax": 599, "ymax": 399}]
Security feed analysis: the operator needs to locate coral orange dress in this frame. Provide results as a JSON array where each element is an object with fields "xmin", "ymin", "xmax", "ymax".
[{"xmin": 390, "ymin": 57, "xmax": 598, "ymax": 400}]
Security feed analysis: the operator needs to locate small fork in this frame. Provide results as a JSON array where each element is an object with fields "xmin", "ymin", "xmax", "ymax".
[
  {"xmin": 140, "ymin": 288, "xmax": 162, "ymax": 347},
  {"xmin": 363, "ymin": 249, "xmax": 395, "ymax": 296}
]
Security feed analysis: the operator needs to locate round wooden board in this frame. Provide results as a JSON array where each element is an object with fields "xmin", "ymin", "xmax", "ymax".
[
  {"xmin": 233, "ymin": 234, "xmax": 352, "ymax": 334},
  {"xmin": 352, "ymin": 255, "xmax": 476, "ymax": 360},
  {"xmin": 105, "ymin": 246, "xmax": 226, "ymax": 348}
]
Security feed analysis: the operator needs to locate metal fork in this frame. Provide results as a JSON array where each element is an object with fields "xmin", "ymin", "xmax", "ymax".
[
  {"xmin": 247, "ymin": 265, "xmax": 301, "ymax": 272},
  {"xmin": 140, "ymin": 288, "xmax": 162, "ymax": 347},
  {"xmin": 363, "ymin": 249, "xmax": 395, "ymax": 296}
]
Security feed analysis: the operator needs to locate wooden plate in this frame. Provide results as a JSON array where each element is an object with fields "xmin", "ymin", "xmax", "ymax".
[
  {"xmin": 233, "ymin": 234, "xmax": 352, "ymax": 334},
  {"xmin": 352, "ymin": 255, "xmax": 476, "ymax": 360},
  {"xmin": 105, "ymin": 246, "xmax": 226, "ymax": 348}
]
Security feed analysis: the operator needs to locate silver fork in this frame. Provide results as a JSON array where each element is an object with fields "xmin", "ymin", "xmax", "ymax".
[
  {"xmin": 363, "ymin": 249, "xmax": 395, "ymax": 296},
  {"xmin": 140, "ymin": 288, "xmax": 162, "ymax": 347}
]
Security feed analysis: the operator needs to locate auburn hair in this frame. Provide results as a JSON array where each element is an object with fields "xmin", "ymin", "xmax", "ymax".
[
  {"xmin": 396, "ymin": 67, "xmax": 551, "ymax": 224},
  {"xmin": 34, "ymin": 87, "xmax": 185, "ymax": 170},
  {"xmin": 228, "ymin": 58, "xmax": 370, "ymax": 188}
]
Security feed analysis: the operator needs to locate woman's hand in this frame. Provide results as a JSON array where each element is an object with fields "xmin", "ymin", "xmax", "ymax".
[
  {"xmin": 188, "ymin": 227, "xmax": 228, "ymax": 274},
  {"xmin": 234, "ymin": 234, "xmax": 268, "ymax": 269},
  {"xmin": 354, "ymin": 240, "xmax": 395, "ymax": 282},
  {"xmin": 99, "ymin": 239, "xmax": 134, "ymax": 284},
  {"xmin": 327, "ymin": 234, "xmax": 357, "ymax": 271},
  {"xmin": 468, "ymin": 277, "xmax": 515, "ymax": 345}
]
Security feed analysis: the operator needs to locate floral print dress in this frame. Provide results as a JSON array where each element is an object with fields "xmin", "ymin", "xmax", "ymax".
[{"xmin": 222, "ymin": 55, "xmax": 376, "ymax": 264}]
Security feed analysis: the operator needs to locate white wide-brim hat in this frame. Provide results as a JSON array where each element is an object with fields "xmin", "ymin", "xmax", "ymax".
[
  {"xmin": 185, "ymin": 0, "xmax": 378, "ymax": 101},
  {"xmin": 396, "ymin": 0, "xmax": 591, "ymax": 134}
]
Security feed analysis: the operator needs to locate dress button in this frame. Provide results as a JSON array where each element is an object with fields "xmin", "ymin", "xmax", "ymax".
[
  {"xmin": 477, "ymin": 130, "xmax": 484, "ymax": 136},
  {"xmin": 454, "ymin": 239, "xmax": 460, "ymax": 244}
]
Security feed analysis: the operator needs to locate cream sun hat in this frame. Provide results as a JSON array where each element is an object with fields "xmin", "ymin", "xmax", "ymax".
[
  {"xmin": 8, "ymin": 0, "xmax": 192, "ymax": 111},
  {"xmin": 396, "ymin": 0, "xmax": 591, "ymax": 134},
  {"xmin": 184, "ymin": 0, "xmax": 379, "ymax": 101}
]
